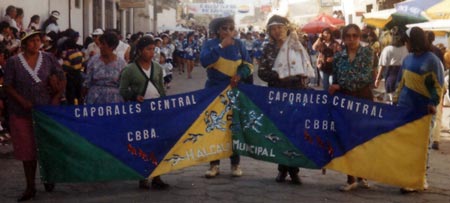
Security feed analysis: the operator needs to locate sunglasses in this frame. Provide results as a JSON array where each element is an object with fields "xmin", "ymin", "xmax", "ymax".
[
  {"xmin": 220, "ymin": 26, "xmax": 235, "ymax": 32},
  {"xmin": 345, "ymin": 33, "xmax": 360, "ymax": 39}
]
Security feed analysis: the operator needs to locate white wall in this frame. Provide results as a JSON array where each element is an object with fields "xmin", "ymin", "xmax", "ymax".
[
  {"xmin": 340, "ymin": 0, "xmax": 377, "ymax": 27},
  {"xmin": 1, "ymin": 0, "xmax": 84, "ymax": 42},
  {"xmin": 157, "ymin": 8, "xmax": 177, "ymax": 29}
]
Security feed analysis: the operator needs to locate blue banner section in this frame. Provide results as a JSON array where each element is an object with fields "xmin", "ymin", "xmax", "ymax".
[
  {"xmin": 236, "ymin": 84, "xmax": 428, "ymax": 167},
  {"xmin": 35, "ymin": 85, "xmax": 227, "ymax": 177}
]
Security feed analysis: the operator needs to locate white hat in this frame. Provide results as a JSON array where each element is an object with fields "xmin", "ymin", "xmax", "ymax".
[
  {"xmin": 92, "ymin": 28, "xmax": 104, "ymax": 36},
  {"xmin": 50, "ymin": 10, "xmax": 60, "ymax": 19}
]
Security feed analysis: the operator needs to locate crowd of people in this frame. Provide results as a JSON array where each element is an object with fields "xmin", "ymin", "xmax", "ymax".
[{"xmin": 1, "ymin": 3, "xmax": 449, "ymax": 201}]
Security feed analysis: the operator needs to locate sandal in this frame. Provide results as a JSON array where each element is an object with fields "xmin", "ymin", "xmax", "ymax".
[
  {"xmin": 44, "ymin": 183, "xmax": 55, "ymax": 192},
  {"xmin": 151, "ymin": 176, "xmax": 169, "ymax": 190}
]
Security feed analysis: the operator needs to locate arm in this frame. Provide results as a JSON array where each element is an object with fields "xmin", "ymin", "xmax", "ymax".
[
  {"xmin": 312, "ymin": 37, "xmax": 322, "ymax": 52},
  {"xmin": 3, "ymin": 59, "xmax": 32, "ymax": 111},
  {"xmin": 124, "ymin": 46, "xmax": 131, "ymax": 63},
  {"xmin": 236, "ymin": 40, "xmax": 253, "ymax": 79},
  {"xmin": 200, "ymin": 40, "xmax": 221, "ymax": 68},
  {"xmin": 49, "ymin": 54, "xmax": 67, "ymax": 105},
  {"xmin": 119, "ymin": 66, "xmax": 135, "ymax": 101},
  {"xmin": 425, "ymin": 59, "xmax": 445, "ymax": 108}
]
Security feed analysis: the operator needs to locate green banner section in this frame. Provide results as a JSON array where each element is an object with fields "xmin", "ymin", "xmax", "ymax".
[
  {"xmin": 34, "ymin": 111, "xmax": 143, "ymax": 182},
  {"xmin": 231, "ymin": 91, "xmax": 318, "ymax": 169}
]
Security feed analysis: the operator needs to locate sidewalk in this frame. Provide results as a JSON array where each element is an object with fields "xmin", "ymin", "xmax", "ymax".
[{"xmin": 1, "ymin": 65, "xmax": 450, "ymax": 202}]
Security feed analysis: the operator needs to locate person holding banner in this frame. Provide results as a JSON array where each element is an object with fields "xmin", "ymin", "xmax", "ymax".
[
  {"xmin": 4, "ymin": 29, "xmax": 66, "ymax": 201},
  {"xmin": 328, "ymin": 24, "xmax": 373, "ymax": 192},
  {"xmin": 258, "ymin": 15, "xmax": 314, "ymax": 184},
  {"xmin": 393, "ymin": 27, "xmax": 444, "ymax": 193},
  {"xmin": 200, "ymin": 16, "xmax": 253, "ymax": 178},
  {"xmin": 119, "ymin": 36, "xmax": 168, "ymax": 190}
]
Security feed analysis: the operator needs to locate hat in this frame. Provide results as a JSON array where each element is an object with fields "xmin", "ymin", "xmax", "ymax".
[
  {"xmin": 92, "ymin": 28, "xmax": 104, "ymax": 36},
  {"xmin": 266, "ymin": 15, "xmax": 289, "ymax": 28},
  {"xmin": 160, "ymin": 33, "xmax": 170, "ymax": 39},
  {"xmin": 21, "ymin": 29, "xmax": 41, "ymax": 42},
  {"xmin": 50, "ymin": 10, "xmax": 60, "ymax": 19}
]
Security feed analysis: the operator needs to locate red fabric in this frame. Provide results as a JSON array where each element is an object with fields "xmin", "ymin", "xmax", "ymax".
[{"xmin": 10, "ymin": 115, "xmax": 36, "ymax": 161}]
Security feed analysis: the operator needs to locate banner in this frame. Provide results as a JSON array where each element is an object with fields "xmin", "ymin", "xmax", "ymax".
[
  {"xmin": 34, "ymin": 84, "xmax": 431, "ymax": 188},
  {"xmin": 186, "ymin": 3, "xmax": 237, "ymax": 16}
]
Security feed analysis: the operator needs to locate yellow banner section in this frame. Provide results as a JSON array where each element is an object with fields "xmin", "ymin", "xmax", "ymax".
[
  {"xmin": 150, "ymin": 87, "xmax": 234, "ymax": 178},
  {"xmin": 325, "ymin": 115, "xmax": 431, "ymax": 189}
]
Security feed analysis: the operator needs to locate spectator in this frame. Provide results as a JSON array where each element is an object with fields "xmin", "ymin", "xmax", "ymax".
[
  {"xmin": 1, "ymin": 5, "xmax": 18, "ymax": 30},
  {"xmin": 85, "ymin": 28, "xmax": 103, "ymax": 61},
  {"xmin": 375, "ymin": 26, "xmax": 408, "ymax": 104},
  {"xmin": 42, "ymin": 10, "xmax": 60, "ymax": 34},
  {"xmin": 14, "ymin": 7, "xmax": 24, "ymax": 32},
  {"xmin": 82, "ymin": 31, "xmax": 126, "ymax": 104},
  {"xmin": 27, "ymin": 15, "xmax": 40, "ymax": 31}
]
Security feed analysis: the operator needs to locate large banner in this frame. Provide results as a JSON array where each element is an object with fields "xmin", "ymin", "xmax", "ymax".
[{"xmin": 34, "ymin": 84, "xmax": 430, "ymax": 189}]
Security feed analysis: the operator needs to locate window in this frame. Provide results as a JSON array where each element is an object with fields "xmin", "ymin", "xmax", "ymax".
[{"xmin": 75, "ymin": 0, "xmax": 81, "ymax": 9}]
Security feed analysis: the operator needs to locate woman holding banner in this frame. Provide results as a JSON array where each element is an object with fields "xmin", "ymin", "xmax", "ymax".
[
  {"xmin": 119, "ymin": 36, "xmax": 168, "ymax": 190},
  {"xmin": 258, "ymin": 15, "xmax": 314, "ymax": 184},
  {"xmin": 393, "ymin": 27, "xmax": 444, "ymax": 193},
  {"xmin": 328, "ymin": 24, "xmax": 373, "ymax": 192},
  {"xmin": 200, "ymin": 16, "xmax": 253, "ymax": 178},
  {"xmin": 4, "ymin": 29, "xmax": 66, "ymax": 201}
]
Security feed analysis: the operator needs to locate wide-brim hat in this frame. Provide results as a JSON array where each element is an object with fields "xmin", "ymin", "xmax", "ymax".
[
  {"xmin": 51, "ymin": 10, "xmax": 60, "ymax": 19},
  {"xmin": 92, "ymin": 28, "xmax": 104, "ymax": 36},
  {"xmin": 21, "ymin": 29, "xmax": 42, "ymax": 42}
]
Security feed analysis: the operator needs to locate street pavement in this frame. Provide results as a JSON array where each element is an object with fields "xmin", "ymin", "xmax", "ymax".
[{"xmin": 1, "ymin": 65, "xmax": 450, "ymax": 203}]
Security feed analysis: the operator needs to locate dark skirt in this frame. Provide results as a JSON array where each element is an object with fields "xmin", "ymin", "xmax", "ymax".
[{"xmin": 384, "ymin": 66, "xmax": 401, "ymax": 93}]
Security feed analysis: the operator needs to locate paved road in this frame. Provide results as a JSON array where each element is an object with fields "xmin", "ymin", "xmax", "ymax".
[{"xmin": 1, "ymin": 65, "xmax": 450, "ymax": 202}]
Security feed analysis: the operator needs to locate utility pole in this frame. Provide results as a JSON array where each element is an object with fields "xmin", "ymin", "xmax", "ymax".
[{"xmin": 153, "ymin": 0, "xmax": 157, "ymax": 32}]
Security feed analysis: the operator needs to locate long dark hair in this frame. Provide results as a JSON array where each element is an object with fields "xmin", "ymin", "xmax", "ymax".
[{"xmin": 406, "ymin": 27, "xmax": 430, "ymax": 53}]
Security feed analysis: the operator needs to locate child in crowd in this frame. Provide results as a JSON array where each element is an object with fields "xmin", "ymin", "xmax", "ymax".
[{"xmin": 160, "ymin": 53, "xmax": 173, "ymax": 89}]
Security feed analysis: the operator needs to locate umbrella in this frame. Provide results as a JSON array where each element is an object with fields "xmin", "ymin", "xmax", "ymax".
[
  {"xmin": 363, "ymin": 8, "xmax": 396, "ymax": 28},
  {"xmin": 301, "ymin": 20, "xmax": 336, "ymax": 34},
  {"xmin": 424, "ymin": 0, "xmax": 450, "ymax": 19},
  {"xmin": 313, "ymin": 13, "xmax": 345, "ymax": 26},
  {"xmin": 384, "ymin": 12, "xmax": 428, "ymax": 29},
  {"xmin": 395, "ymin": 0, "xmax": 442, "ymax": 18}
]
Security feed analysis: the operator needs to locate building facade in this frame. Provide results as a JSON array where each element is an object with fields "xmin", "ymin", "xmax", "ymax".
[{"xmin": 1, "ymin": 0, "xmax": 177, "ymax": 42}]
